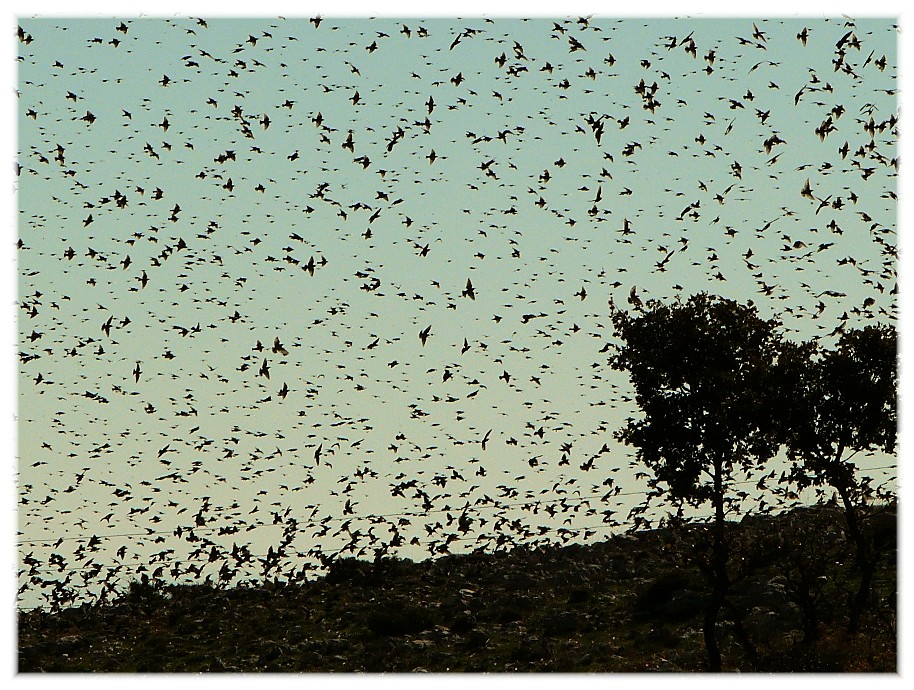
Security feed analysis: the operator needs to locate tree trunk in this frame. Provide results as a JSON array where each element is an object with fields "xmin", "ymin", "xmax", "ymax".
[
  {"xmin": 704, "ymin": 455, "xmax": 729, "ymax": 671},
  {"xmin": 820, "ymin": 446, "xmax": 875, "ymax": 634},
  {"xmin": 796, "ymin": 575, "xmax": 820, "ymax": 644},
  {"xmin": 723, "ymin": 600, "xmax": 758, "ymax": 665},
  {"xmin": 838, "ymin": 486, "xmax": 872, "ymax": 633},
  {"xmin": 704, "ymin": 589, "xmax": 724, "ymax": 672}
]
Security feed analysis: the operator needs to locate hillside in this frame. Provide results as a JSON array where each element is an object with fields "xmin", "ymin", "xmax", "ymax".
[{"xmin": 18, "ymin": 503, "xmax": 896, "ymax": 673}]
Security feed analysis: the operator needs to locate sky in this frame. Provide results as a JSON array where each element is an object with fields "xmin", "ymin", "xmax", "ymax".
[{"xmin": 6, "ymin": 0, "xmax": 903, "ymax": 635}]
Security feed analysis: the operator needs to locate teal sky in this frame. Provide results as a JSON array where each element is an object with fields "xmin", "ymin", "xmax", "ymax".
[{"xmin": 14, "ymin": 12, "xmax": 898, "ymax": 609}]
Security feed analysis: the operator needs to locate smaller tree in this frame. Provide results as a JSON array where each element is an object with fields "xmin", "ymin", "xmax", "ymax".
[
  {"xmin": 776, "ymin": 324, "xmax": 897, "ymax": 633},
  {"xmin": 610, "ymin": 293, "xmax": 783, "ymax": 671}
]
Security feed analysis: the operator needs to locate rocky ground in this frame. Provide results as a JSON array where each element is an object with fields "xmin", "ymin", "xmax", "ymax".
[{"xmin": 18, "ymin": 503, "xmax": 896, "ymax": 672}]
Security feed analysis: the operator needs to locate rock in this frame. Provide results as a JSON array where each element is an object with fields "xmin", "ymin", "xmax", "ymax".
[
  {"xmin": 462, "ymin": 628, "xmax": 489, "ymax": 650},
  {"xmin": 439, "ymin": 592, "xmax": 465, "ymax": 618}
]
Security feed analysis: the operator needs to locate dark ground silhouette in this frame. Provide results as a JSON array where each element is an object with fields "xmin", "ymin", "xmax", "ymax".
[{"xmin": 18, "ymin": 502, "xmax": 896, "ymax": 672}]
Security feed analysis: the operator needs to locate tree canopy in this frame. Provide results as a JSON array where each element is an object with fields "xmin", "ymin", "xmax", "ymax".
[
  {"xmin": 778, "ymin": 324, "xmax": 897, "ymax": 493},
  {"xmin": 609, "ymin": 294, "xmax": 897, "ymax": 666},
  {"xmin": 609, "ymin": 293, "xmax": 783, "ymax": 507}
]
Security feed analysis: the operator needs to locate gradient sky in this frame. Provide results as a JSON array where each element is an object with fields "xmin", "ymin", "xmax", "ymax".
[{"xmin": 13, "ymin": 8, "xmax": 898, "ymax": 610}]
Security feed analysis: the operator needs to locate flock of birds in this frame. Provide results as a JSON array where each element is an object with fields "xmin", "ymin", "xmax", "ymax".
[{"xmin": 16, "ymin": 16, "xmax": 896, "ymax": 611}]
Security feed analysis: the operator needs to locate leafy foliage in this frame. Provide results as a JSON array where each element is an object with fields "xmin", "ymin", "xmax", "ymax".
[
  {"xmin": 778, "ymin": 324, "xmax": 897, "ymax": 494},
  {"xmin": 609, "ymin": 293, "xmax": 783, "ymax": 507}
]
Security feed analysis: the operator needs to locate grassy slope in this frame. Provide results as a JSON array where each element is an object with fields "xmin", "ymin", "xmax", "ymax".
[{"xmin": 18, "ymin": 503, "xmax": 896, "ymax": 672}]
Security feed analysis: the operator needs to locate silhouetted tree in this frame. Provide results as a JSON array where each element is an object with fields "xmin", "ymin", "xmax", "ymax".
[
  {"xmin": 776, "ymin": 324, "xmax": 897, "ymax": 632},
  {"xmin": 610, "ymin": 293, "xmax": 782, "ymax": 671}
]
